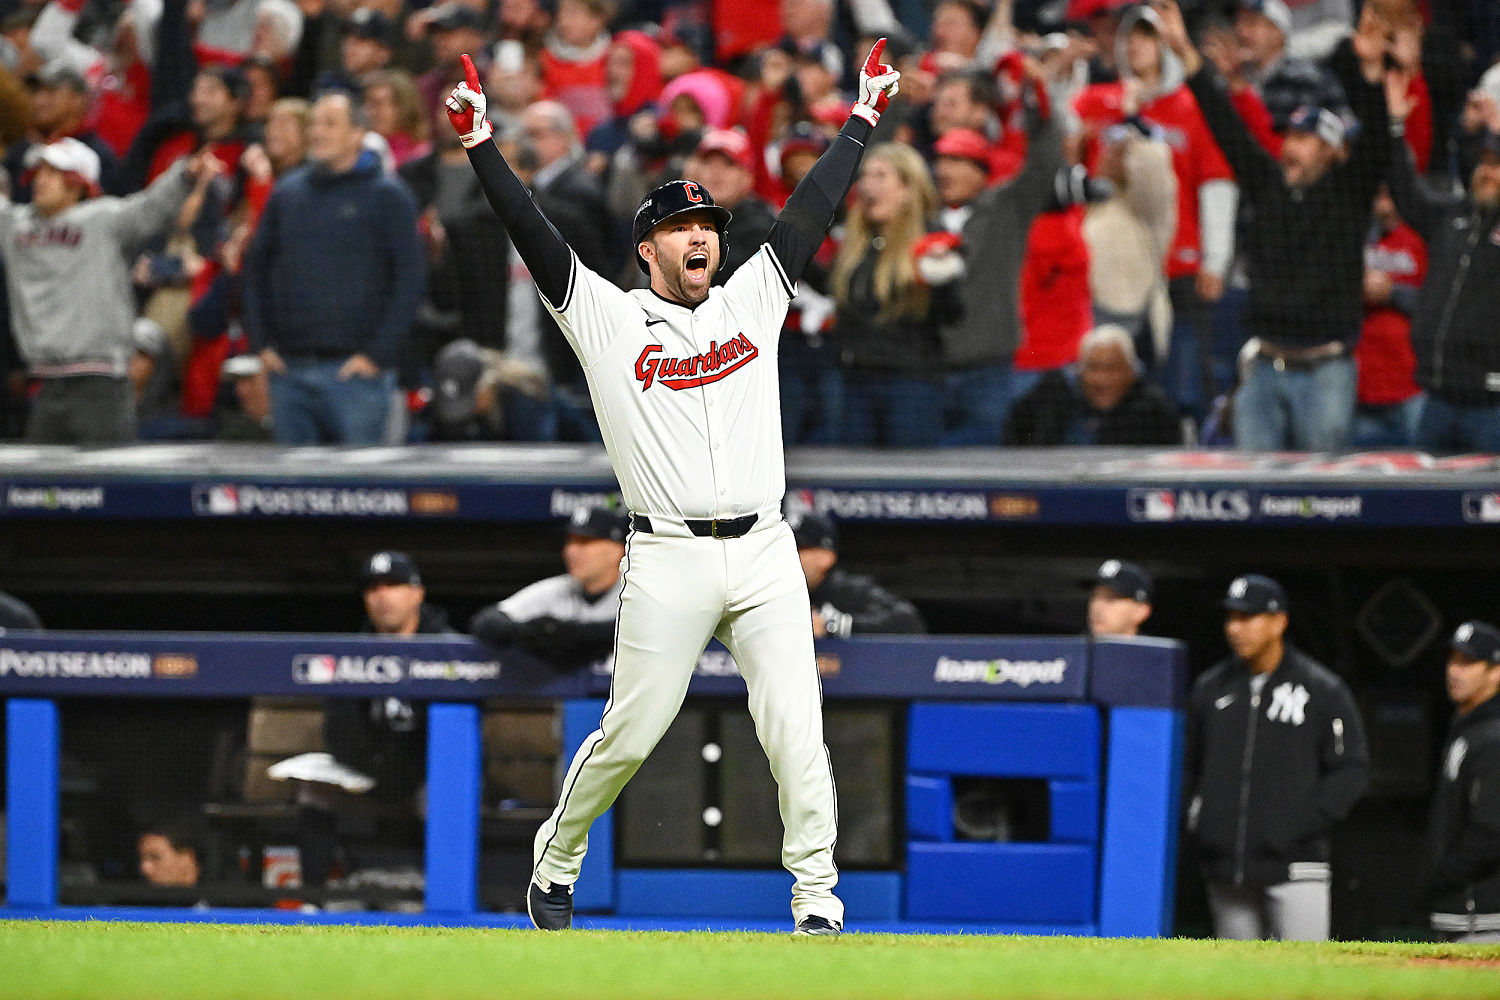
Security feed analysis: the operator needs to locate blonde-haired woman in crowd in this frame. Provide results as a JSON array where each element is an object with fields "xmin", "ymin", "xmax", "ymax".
[{"xmin": 830, "ymin": 142, "xmax": 959, "ymax": 447}]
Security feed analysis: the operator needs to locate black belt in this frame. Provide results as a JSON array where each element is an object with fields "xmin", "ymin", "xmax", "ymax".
[{"xmin": 631, "ymin": 512, "xmax": 758, "ymax": 539}]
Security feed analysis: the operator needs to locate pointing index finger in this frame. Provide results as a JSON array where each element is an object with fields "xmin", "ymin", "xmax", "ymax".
[
  {"xmin": 864, "ymin": 37, "xmax": 887, "ymax": 74},
  {"xmin": 461, "ymin": 53, "xmax": 480, "ymax": 91}
]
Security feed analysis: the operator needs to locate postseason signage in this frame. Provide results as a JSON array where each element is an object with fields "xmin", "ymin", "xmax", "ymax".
[
  {"xmin": 590, "ymin": 637, "xmax": 1091, "ymax": 702},
  {"xmin": 0, "ymin": 634, "xmax": 1092, "ymax": 703},
  {"xmin": 0, "ymin": 633, "xmax": 583, "ymax": 699}
]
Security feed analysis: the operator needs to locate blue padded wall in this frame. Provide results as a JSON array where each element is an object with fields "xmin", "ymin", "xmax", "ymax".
[
  {"xmin": 907, "ymin": 703, "xmax": 1100, "ymax": 778},
  {"xmin": 906, "ymin": 843, "xmax": 1096, "ymax": 923}
]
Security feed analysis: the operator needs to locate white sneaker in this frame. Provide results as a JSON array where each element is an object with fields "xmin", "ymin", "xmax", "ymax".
[{"xmin": 266, "ymin": 752, "xmax": 376, "ymax": 793}]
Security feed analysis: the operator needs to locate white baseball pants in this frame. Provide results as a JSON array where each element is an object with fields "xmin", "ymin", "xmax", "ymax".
[
  {"xmin": 1207, "ymin": 879, "xmax": 1330, "ymax": 941},
  {"xmin": 532, "ymin": 516, "xmax": 843, "ymax": 925}
]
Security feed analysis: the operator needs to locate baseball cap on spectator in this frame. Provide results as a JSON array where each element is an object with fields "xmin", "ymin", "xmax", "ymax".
[
  {"xmin": 696, "ymin": 128, "xmax": 755, "ymax": 172},
  {"xmin": 1286, "ymin": 105, "xmax": 1348, "ymax": 148},
  {"xmin": 1236, "ymin": 0, "xmax": 1293, "ymax": 39},
  {"xmin": 792, "ymin": 515, "xmax": 839, "ymax": 552},
  {"xmin": 221, "ymin": 353, "xmax": 264, "ymax": 379},
  {"xmin": 1220, "ymin": 574, "xmax": 1288, "ymax": 615},
  {"xmin": 361, "ymin": 550, "xmax": 422, "ymax": 587},
  {"xmin": 933, "ymin": 128, "xmax": 991, "ymax": 169},
  {"xmin": 1094, "ymin": 559, "xmax": 1153, "ymax": 604},
  {"xmin": 23, "ymin": 137, "xmax": 102, "ymax": 196},
  {"xmin": 426, "ymin": 3, "xmax": 485, "ymax": 34},
  {"xmin": 567, "ymin": 505, "xmax": 630, "ymax": 543},
  {"xmin": 344, "ymin": 7, "xmax": 395, "ymax": 46},
  {"xmin": 432, "ymin": 338, "xmax": 486, "ymax": 425},
  {"xmin": 1450, "ymin": 621, "xmax": 1500, "ymax": 664},
  {"xmin": 131, "ymin": 317, "xmax": 168, "ymax": 358},
  {"xmin": 29, "ymin": 59, "xmax": 88, "ymax": 93},
  {"xmin": 780, "ymin": 122, "xmax": 830, "ymax": 163}
]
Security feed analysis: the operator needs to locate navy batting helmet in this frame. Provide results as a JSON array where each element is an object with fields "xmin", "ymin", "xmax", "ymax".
[{"xmin": 631, "ymin": 179, "xmax": 732, "ymax": 275}]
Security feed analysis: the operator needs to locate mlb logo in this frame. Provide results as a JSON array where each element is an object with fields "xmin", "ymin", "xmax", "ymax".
[
  {"xmin": 1463, "ymin": 493, "xmax": 1500, "ymax": 523},
  {"xmin": 294, "ymin": 655, "xmax": 337, "ymax": 684},
  {"xmin": 192, "ymin": 484, "xmax": 239, "ymax": 515},
  {"xmin": 1128, "ymin": 489, "xmax": 1176, "ymax": 522}
]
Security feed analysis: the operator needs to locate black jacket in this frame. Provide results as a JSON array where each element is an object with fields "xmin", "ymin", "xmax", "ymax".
[
  {"xmin": 1386, "ymin": 138, "xmax": 1500, "ymax": 407},
  {"xmin": 1186, "ymin": 41, "xmax": 1388, "ymax": 350},
  {"xmin": 324, "ymin": 602, "xmax": 455, "ymax": 796},
  {"xmin": 1424, "ymin": 695, "xmax": 1500, "ymax": 930},
  {"xmin": 808, "ymin": 567, "xmax": 925, "ymax": 636},
  {"xmin": 1184, "ymin": 643, "xmax": 1370, "ymax": 888},
  {"xmin": 833, "ymin": 232, "xmax": 961, "ymax": 374},
  {"xmin": 1002, "ymin": 368, "xmax": 1182, "ymax": 446}
]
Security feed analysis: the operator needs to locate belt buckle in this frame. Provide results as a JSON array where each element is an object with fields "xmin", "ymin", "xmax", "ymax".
[
  {"xmin": 710, "ymin": 519, "xmax": 724, "ymax": 539},
  {"xmin": 1272, "ymin": 355, "xmax": 1286, "ymax": 373}
]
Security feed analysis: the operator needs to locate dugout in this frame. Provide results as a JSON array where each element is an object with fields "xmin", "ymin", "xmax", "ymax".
[{"xmin": 1, "ymin": 442, "xmax": 1496, "ymax": 935}]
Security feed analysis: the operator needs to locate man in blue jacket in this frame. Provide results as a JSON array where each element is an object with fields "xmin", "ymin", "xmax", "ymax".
[{"xmin": 244, "ymin": 91, "xmax": 424, "ymax": 444}]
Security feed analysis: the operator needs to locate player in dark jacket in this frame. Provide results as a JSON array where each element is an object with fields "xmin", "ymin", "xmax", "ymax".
[
  {"xmin": 1423, "ymin": 621, "xmax": 1500, "ymax": 942},
  {"xmin": 792, "ymin": 515, "xmax": 924, "ymax": 637},
  {"xmin": 1183, "ymin": 574, "xmax": 1369, "ymax": 941}
]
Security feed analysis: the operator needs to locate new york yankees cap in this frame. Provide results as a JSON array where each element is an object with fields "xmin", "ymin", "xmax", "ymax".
[
  {"xmin": 1094, "ymin": 559, "xmax": 1153, "ymax": 604},
  {"xmin": 1450, "ymin": 621, "xmax": 1500, "ymax": 664},
  {"xmin": 791, "ymin": 514, "xmax": 839, "ymax": 552},
  {"xmin": 567, "ymin": 505, "xmax": 629, "ymax": 544},
  {"xmin": 1220, "ymin": 574, "xmax": 1287, "ymax": 615},
  {"xmin": 361, "ymin": 550, "xmax": 422, "ymax": 587}
]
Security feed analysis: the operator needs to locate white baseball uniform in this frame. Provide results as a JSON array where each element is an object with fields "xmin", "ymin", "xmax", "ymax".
[{"xmin": 529, "ymin": 244, "xmax": 843, "ymax": 926}]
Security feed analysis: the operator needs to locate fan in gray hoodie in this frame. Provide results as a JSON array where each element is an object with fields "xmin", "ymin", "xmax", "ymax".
[{"xmin": 0, "ymin": 138, "xmax": 215, "ymax": 443}]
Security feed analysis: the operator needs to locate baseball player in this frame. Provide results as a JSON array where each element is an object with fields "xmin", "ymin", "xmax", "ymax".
[{"xmin": 445, "ymin": 43, "xmax": 901, "ymax": 935}]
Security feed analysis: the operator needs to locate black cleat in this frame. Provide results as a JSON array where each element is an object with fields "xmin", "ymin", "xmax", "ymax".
[
  {"xmin": 793, "ymin": 915, "xmax": 842, "ymax": 937},
  {"xmin": 527, "ymin": 879, "xmax": 574, "ymax": 930}
]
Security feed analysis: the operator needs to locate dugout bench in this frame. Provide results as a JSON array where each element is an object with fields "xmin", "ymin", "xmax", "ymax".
[{"xmin": 1, "ymin": 632, "xmax": 1184, "ymax": 934}]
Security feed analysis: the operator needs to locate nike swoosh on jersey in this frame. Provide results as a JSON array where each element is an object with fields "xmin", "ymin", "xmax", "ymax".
[
  {"xmin": 1215, "ymin": 694, "xmax": 1236, "ymax": 710},
  {"xmin": 645, "ymin": 317, "xmax": 669, "ymax": 327}
]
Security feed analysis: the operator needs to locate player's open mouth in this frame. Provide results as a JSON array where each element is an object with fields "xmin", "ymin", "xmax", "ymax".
[{"xmin": 685, "ymin": 252, "xmax": 709, "ymax": 279}]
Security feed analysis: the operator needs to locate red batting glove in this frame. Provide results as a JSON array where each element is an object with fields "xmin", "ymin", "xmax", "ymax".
[
  {"xmin": 851, "ymin": 38, "xmax": 901, "ymax": 127},
  {"xmin": 445, "ymin": 54, "xmax": 493, "ymax": 149}
]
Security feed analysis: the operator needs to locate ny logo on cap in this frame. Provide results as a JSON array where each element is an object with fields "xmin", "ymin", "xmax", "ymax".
[
  {"xmin": 1100, "ymin": 559, "xmax": 1121, "ymax": 578},
  {"xmin": 1456, "ymin": 623, "xmax": 1474, "ymax": 644},
  {"xmin": 571, "ymin": 507, "xmax": 591, "ymax": 527},
  {"xmin": 1230, "ymin": 577, "xmax": 1248, "ymax": 598},
  {"xmin": 370, "ymin": 553, "xmax": 392, "ymax": 575}
]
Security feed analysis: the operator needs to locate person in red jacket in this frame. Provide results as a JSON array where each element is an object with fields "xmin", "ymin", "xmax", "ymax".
[
  {"xmin": 539, "ymin": 0, "xmax": 615, "ymax": 137},
  {"xmin": 1014, "ymin": 200, "xmax": 1092, "ymax": 400},
  {"xmin": 1073, "ymin": 4, "xmax": 1237, "ymax": 420},
  {"xmin": 1351, "ymin": 184, "xmax": 1426, "ymax": 448}
]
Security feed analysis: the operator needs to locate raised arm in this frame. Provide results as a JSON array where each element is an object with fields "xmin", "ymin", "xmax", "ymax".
[
  {"xmin": 1384, "ymin": 70, "xmax": 1460, "ymax": 241},
  {"xmin": 447, "ymin": 55, "xmax": 573, "ymax": 310},
  {"xmin": 767, "ymin": 40, "xmax": 901, "ymax": 283},
  {"xmin": 1154, "ymin": 0, "xmax": 1280, "ymax": 196}
]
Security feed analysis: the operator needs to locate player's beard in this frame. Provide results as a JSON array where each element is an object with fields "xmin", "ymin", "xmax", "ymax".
[{"xmin": 657, "ymin": 245, "xmax": 718, "ymax": 305}]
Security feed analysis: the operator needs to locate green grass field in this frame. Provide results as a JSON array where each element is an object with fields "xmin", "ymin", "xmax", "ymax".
[{"xmin": 4, "ymin": 921, "xmax": 1499, "ymax": 1000}]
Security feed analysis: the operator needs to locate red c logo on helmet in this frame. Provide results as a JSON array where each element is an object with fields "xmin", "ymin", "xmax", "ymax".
[{"xmin": 682, "ymin": 181, "xmax": 704, "ymax": 204}]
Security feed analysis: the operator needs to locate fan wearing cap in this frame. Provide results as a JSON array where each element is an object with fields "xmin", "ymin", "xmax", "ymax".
[
  {"xmin": 1183, "ymin": 573, "xmax": 1369, "ymax": 941},
  {"xmin": 792, "ymin": 514, "xmax": 924, "ymax": 638},
  {"xmin": 1423, "ymin": 621, "xmax": 1500, "ymax": 942},
  {"xmin": 426, "ymin": 337, "xmax": 550, "ymax": 442},
  {"xmin": 1158, "ymin": 0, "xmax": 1392, "ymax": 451},
  {"xmin": 681, "ymin": 128, "xmax": 777, "ymax": 282},
  {"xmin": 469, "ymin": 505, "xmax": 628, "ymax": 669},
  {"xmin": 268, "ymin": 550, "xmax": 455, "ymax": 884},
  {"xmin": 1385, "ymin": 89, "xmax": 1500, "ymax": 452},
  {"xmin": 3, "ymin": 59, "xmax": 117, "ymax": 200},
  {"xmin": 312, "ymin": 8, "xmax": 397, "ymax": 97},
  {"xmin": 1229, "ymin": 0, "xmax": 1348, "ymax": 136},
  {"xmin": 447, "ymin": 40, "xmax": 899, "ymax": 935},
  {"xmin": 1086, "ymin": 558, "xmax": 1154, "ymax": 638},
  {"xmin": 1, "ymin": 141, "xmax": 219, "ymax": 443}
]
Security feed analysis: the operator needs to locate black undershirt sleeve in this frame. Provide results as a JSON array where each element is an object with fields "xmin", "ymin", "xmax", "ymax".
[
  {"xmin": 766, "ymin": 116, "xmax": 874, "ymax": 284},
  {"xmin": 464, "ymin": 140, "xmax": 575, "ymax": 310}
]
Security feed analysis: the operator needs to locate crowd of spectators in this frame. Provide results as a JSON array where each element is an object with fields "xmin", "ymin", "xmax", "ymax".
[{"xmin": 0, "ymin": 0, "xmax": 1494, "ymax": 450}]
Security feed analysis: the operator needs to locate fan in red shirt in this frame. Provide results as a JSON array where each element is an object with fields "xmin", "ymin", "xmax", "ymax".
[
  {"xmin": 539, "ymin": 0, "xmax": 616, "ymax": 138},
  {"xmin": 1351, "ymin": 184, "xmax": 1427, "ymax": 447},
  {"xmin": 1072, "ymin": 4, "xmax": 1237, "ymax": 417}
]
